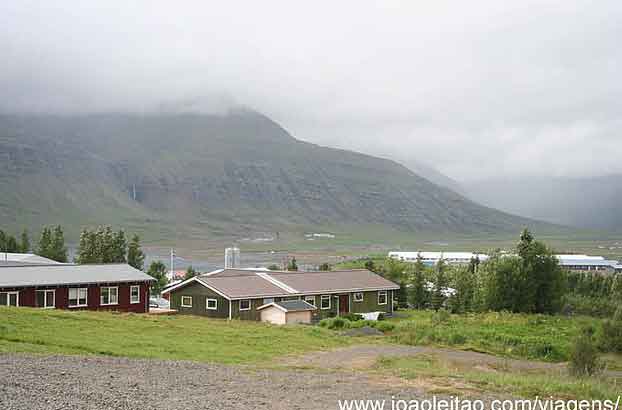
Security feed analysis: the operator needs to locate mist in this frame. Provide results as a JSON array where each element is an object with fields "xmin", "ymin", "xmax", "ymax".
[{"xmin": 1, "ymin": 1, "xmax": 621, "ymax": 181}]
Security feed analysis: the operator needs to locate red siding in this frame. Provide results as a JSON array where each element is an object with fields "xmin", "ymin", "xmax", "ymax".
[{"xmin": 0, "ymin": 282, "xmax": 151, "ymax": 313}]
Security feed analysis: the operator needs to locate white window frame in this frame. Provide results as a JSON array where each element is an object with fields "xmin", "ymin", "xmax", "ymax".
[
  {"xmin": 239, "ymin": 299, "xmax": 251, "ymax": 311},
  {"xmin": 100, "ymin": 286, "xmax": 119, "ymax": 306},
  {"xmin": 206, "ymin": 298, "xmax": 218, "ymax": 310},
  {"xmin": 263, "ymin": 297, "xmax": 274, "ymax": 305},
  {"xmin": 181, "ymin": 296, "xmax": 193, "ymax": 308},
  {"xmin": 304, "ymin": 295, "xmax": 316, "ymax": 307},
  {"xmin": 68, "ymin": 288, "xmax": 88, "ymax": 308},
  {"xmin": 36, "ymin": 289, "xmax": 56, "ymax": 309},
  {"xmin": 320, "ymin": 295, "xmax": 331, "ymax": 310},
  {"xmin": 353, "ymin": 292, "xmax": 364, "ymax": 302},
  {"xmin": 0, "ymin": 291, "xmax": 19, "ymax": 307},
  {"xmin": 378, "ymin": 291, "xmax": 388, "ymax": 305},
  {"xmin": 130, "ymin": 285, "xmax": 140, "ymax": 304}
]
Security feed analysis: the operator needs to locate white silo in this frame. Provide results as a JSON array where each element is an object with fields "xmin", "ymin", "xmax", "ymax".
[{"xmin": 224, "ymin": 247, "xmax": 240, "ymax": 269}]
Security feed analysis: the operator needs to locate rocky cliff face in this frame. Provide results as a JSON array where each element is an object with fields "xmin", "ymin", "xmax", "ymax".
[{"xmin": 0, "ymin": 110, "xmax": 531, "ymax": 238}]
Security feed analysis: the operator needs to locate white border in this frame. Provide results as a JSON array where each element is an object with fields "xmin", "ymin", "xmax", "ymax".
[
  {"xmin": 378, "ymin": 290, "xmax": 388, "ymax": 305},
  {"xmin": 353, "ymin": 292, "xmax": 363, "ymax": 302},
  {"xmin": 206, "ymin": 298, "xmax": 218, "ymax": 310},
  {"xmin": 130, "ymin": 285, "xmax": 140, "ymax": 304},
  {"xmin": 100, "ymin": 286, "xmax": 119, "ymax": 306},
  {"xmin": 0, "ymin": 291, "xmax": 19, "ymax": 306},
  {"xmin": 68, "ymin": 287, "xmax": 88, "ymax": 308},
  {"xmin": 36, "ymin": 289, "xmax": 56, "ymax": 309},
  {"xmin": 320, "ymin": 294, "xmax": 331, "ymax": 310},
  {"xmin": 239, "ymin": 299, "xmax": 251, "ymax": 311},
  {"xmin": 181, "ymin": 295, "xmax": 193, "ymax": 307}
]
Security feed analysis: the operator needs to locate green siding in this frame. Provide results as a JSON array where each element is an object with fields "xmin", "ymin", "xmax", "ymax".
[
  {"xmin": 169, "ymin": 283, "xmax": 394, "ymax": 321},
  {"xmin": 169, "ymin": 281, "xmax": 230, "ymax": 318},
  {"xmin": 350, "ymin": 290, "xmax": 393, "ymax": 315}
]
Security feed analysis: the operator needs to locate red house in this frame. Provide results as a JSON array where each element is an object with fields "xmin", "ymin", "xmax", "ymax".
[{"xmin": 0, "ymin": 264, "xmax": 154, "ymax": 313}]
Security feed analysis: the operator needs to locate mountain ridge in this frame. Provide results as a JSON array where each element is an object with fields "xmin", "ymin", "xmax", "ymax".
[{"xmin": 0, "ymin": 110, "xmax": 542, "ymax": 241}]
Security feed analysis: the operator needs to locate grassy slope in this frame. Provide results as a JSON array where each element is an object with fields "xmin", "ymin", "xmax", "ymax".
[
  {"xmin": 387, "ymin": 310, "xmax": 597, "ymax": 362},
  {"xmin": 0, "ymin": 307, "xmax": 350, "ymax": 365}
]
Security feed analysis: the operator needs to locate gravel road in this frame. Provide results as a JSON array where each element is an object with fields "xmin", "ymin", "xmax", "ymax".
[{"xmin": 0, "ymin": 354, "xmax": 425, "ymax": 410}]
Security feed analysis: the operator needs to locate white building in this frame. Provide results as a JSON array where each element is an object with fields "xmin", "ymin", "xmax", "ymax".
[
  {"xmin": 555, "ymin": 254, "xmax": 618, "ymax": 273},
  {"xmin": 224, "ymin": 247, "xmax": 240, "ymax": 269},
  {"xmin": 388, "ymin": 251, "xmax": 488, "ymax": 266}
]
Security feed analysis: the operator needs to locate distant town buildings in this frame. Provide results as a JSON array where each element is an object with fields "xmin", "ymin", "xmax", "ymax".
[
  {"xmin": 388, "ymin": 251, "xmax": 620, "ymax": 274},
  {"xmin": 224, "ymin": 247, "xmax": 241, "ymax": 269},
  {"xmin": 388, "ymin": 251, "xmax": 488, "ymax": 266}
]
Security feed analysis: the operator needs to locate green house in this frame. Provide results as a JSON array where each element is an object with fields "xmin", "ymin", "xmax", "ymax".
[{"xmin": 163, "ymin": 268, "xmax": 399, "ymax": 321}]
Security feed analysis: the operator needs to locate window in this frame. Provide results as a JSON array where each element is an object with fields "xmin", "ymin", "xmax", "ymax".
[
  {"xmin": 69, "ymin": 288, "xmax": 88, "ymax": 307},
  {"xmin": 239, "ymin": 299, "xmax": 251, "ymax": 311},
  {"xmin": 304, "ymin": 295, "xmax": 316, "ymax": 307},
  {"xmin": 353, "ymin": 292, "xmax": 363, "ymax": 302},
  {"xmin": 181, "ymin": 296, "xmax": 193, "ymax": 307},
  {"xmin": 36, "ymin": 290, "xmax": 55, "ymax": 309},
  {"xmin": 320, "ymin": 295, "xmax": 331, "ymax": 310},
  {"xmin": 263, "ymin": 298, "xmax": 274, "ymax": 305},
  {"xmin": 130, "ymin": 285, "xmax": 140, "ymax": 304},
  {"xmin": 0, "ymin": 291, "xmax": 19, "ymax": 307},
  {"xmin": 206, "ymin": 298, "xmax": 217, "ymax": 310},
  {"xmin": 100, "ymin": 287, "xmax": 118, "ymax": 305},
  {"xmin": 378, "ymin": 291, "xmax": 388, "ymax": 305}
]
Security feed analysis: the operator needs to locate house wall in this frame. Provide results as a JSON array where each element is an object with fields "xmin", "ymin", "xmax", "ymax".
[
  {"xmin": 350, "ymin": 290, "xmax": 393, "ymax": 315},
  {"xmin": 0, "ymin": 282, "xmax": 150, "ymax": 313},
  {"xmin": 285, "ymin": 310, "xmax": 312, "ymax": 324},
  {"xmin": 169, "ymin": 281, "xmax": 230, "ymax": 318},
  {"xmin": 259, "ymin": 306, "xmax": 286, "ymax": 324}
]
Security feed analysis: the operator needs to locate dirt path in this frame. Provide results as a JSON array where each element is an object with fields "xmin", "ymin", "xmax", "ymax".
[
  {"xmin": 0, "ymin": 353, "xmax": 428, "ymax": 410},
  {"xmin": 279, "ymin": 344, "xmax": 566, "ymax": 372}
]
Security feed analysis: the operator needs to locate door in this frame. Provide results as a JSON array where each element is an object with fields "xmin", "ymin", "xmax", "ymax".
[{"xmin": 339, "ymin": 294, "xmax": 349, "ymax": 315}]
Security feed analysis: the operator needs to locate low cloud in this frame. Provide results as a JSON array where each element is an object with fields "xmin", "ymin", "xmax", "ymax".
[{"xmin": 1, "ymin": 1, "xmax": 620, "ymax": 180}]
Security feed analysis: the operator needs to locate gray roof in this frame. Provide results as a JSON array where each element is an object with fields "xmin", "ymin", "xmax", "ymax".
[
  {"xmin": 559, "ymin": 259, "xmax": 617, "ymax": 267},
  {"xmin": 258, "ymin": 300, "xmax": 316, "ymax": 312},
  {"xmin": 0, "ymin": 264, "xmax": 154, "ymax": 288},
  {"xmin": 0, "ymin": 253, "xmax": 61, "ymax": 265},
  {"xmin": 164, "ymin": 268, "xmax": 399, "ymax": 299}
]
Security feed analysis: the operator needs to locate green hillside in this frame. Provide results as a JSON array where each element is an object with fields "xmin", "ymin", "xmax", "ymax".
[{"xmin": 0, "ymin": 110, "xmax": 539, "ymax": 243}]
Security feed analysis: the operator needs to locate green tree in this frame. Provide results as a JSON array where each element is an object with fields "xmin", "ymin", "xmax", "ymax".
[
  {"xmin": 364, "ymin": 259, "xmax": 376, "ymax": 273},
  {"xmin": 448, "ymin": 265, "xmax": 475, "ymax": 313},
  {"xmin": 0, "ymin": 230, "xmax": 5, "ymax": 251},
  {"xmin": 409, "ymin": 253, "xmax": 429, "ymax": 309},
  {"xmin": 318, "ymin": 262, "xmax": 331, "ymax": 271},
  {"xmin": 127, "ymin": 234, "xmax": 145, "ymax": 270},
  {"xmin": 111, "ymin": 229, "xmax": 127, "ymax": 263},
  {"xmin": 287, "ymin": 257, "xmax": 298, "ymax": 271},
  {"xmin": 36, "ymin": 226, "xmax": 53, "ymax": 260},
  {"xmin": 267, "ymin": 264, "xmax": 280, "ymax": 271},
  {"xmin": 4, "ymin": 234, "xmax": 18, "ymax": 252},
  {"xmin": 147, "ymin": 261, "xmax": 169, "ymax": 295},
  {"xmin": 184, "ymin": 265, "xmax": 198, "ymax": 280},
  {"xmin": 431, "ymin": 257, "xmax": 449, "ymax": 311},
  {"xmin": 50, "ymin": 225, "xmax": 68, "ymax": 263},
  {"xmin": 19, "ymin": 229, "xmax": 30, "ymax": 253}
]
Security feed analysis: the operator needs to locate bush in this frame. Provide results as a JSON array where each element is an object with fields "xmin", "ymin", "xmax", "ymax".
[
  {"xmin": 431, "ymin": 309, "xmax": 451, "ymax": 325},
  {"xmin": 374, "ymin": 322, "xmax": 395, "ymax": 333},
  {"xmin": 318, "ymin": 317, "xmax": 351, "ymax": 330},
  {"xmin": 569, "ymin": 328, "xmax": 604, "ymax": 377},
  {"xmin": 600, "ymin": 307, "xmax": 622, "ymax": 353},
  {"xmin": 341, "ymin": 313, "xmax": 363, "ymax": 322}
]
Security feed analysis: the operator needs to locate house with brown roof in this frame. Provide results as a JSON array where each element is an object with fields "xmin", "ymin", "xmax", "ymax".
[{"xmin": 161, "ymin": 268, "xmax": 399, "ymax": 321}]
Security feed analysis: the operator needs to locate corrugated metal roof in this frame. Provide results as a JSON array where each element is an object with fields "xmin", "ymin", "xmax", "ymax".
[
  {"xmin": 558, "ymin": 259, "xmax": 617, "ymax": 267},
  {"xmin": 0, "ymin": 253, "xmax": 62, "ymax": 265},
  {"xmin": 198, "ymin": 273, "xmax": 289, "ymax": 299},
  {"xmin": 0, "ymin": 264, "xmax": 154, "ymax": 288}
]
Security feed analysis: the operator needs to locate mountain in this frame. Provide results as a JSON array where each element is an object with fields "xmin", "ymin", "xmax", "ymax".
[
  {"xmin": 0, "ymin": 110, "xmax": 537, "ymax": 241},
  {"xmin": 463, "ymin": 176, "xmax": 622, "ymax": 231}
]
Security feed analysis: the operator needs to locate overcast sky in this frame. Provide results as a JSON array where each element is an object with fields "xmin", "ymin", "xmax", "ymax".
[{"xmin": 1, "ymin": 1, "xmax": 621, "ymax": 181}]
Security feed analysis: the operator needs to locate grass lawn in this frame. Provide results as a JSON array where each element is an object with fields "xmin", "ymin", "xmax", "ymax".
[
  {"xmin": 386, "ymin": 310, "xmax": 606, "ymax": 362},
  {"xmin": 0, "ymin": 307, "xmax": 351, "ymax": 365},
  {"xmin": 374, "ymin": 354, "xmax": 620, "ymax": 400}
]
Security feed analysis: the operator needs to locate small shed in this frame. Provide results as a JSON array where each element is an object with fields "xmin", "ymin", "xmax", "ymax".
[{"xmin": 257, "ymin": 300, "xmax": 316, "ymax": 325}]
